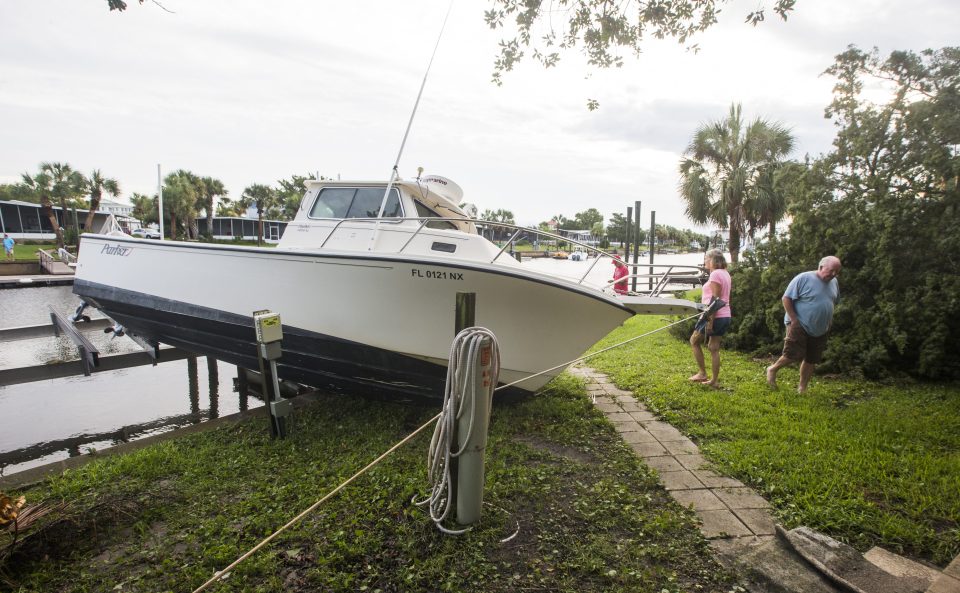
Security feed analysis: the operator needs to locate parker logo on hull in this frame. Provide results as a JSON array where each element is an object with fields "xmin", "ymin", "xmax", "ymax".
[{"xmin": 101, "ymin": 244, "xmax": 132, "ymax": 256}]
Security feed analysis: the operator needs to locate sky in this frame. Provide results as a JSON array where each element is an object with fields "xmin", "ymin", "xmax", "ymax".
[{"xmin": 1, "ymin": 0, "xmax": 956, "ymax": 230}]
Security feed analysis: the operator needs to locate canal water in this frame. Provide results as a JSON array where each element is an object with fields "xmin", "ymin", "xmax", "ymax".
[
  {"xmin": 0, "ymin": 251, "xmax": 707, "ymax": 477},
  {"xmin": 0, "ymin": 285, "xmax": 261, "ymax": 477}
]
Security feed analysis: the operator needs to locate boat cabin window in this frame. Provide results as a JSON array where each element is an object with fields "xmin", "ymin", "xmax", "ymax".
[
  {"xmin": 309, "ymin": 187, "xmax": 403, "ymax": 220},
  {"xmin": 414, "ymin": 200, "xmax": 458, "ymax": 230}
]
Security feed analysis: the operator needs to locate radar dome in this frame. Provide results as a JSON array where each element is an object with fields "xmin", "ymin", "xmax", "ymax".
[{"xmin": 421, "ymin": 175, "xmax": 464, "ymax": 205}]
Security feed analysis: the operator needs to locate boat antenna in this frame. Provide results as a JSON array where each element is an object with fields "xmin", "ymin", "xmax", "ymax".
[{"xmin": 369, "ymin": 0, "xmax": 455, "ymax": 251}]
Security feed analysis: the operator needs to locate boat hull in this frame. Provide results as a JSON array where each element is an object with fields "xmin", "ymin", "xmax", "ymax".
[{"xmin": 73, "ymin": 236, "xmax": 635, "ymax": 398}]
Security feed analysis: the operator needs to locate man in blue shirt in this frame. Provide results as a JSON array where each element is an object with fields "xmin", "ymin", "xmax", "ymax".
[{"xmin": 766, "ymin": 256, "xmax": 841, "ymax": 393}]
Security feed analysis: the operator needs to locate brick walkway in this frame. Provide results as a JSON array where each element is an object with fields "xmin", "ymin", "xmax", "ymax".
[{"xmin": 568, "ymin": 364, "xmax": 777, "ymax": 543}]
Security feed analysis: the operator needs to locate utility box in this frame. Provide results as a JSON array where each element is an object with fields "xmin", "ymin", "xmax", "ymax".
[{"xmin": 253, "ymin": 310, "xmax": 283, "ymax": 344}]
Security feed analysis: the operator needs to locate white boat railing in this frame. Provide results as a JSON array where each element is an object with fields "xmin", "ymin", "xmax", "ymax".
[{"xmin": 313, "ymin": 216, "xmax": 705, "ymax": 295}]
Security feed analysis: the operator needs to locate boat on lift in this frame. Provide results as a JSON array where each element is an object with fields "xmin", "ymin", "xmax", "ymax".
[{"xmin": 73, "ymin": 175, "xmax": 698, "ymax": 399}]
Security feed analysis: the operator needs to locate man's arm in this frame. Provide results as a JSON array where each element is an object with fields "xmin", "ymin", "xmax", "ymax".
[{"xmin": 782, "ymin": 296, "xmax": 798, "ymax": 325}]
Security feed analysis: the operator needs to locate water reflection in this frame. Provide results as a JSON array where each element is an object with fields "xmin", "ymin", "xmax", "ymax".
[{"xmin": 0, "ymin": 287, "xmax": 265, "ymax": 476}]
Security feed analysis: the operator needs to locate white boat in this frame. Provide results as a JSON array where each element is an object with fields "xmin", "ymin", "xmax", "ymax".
[{"xmin": 73, "ymin": 175, "xmax": 698, "ymax": 399}]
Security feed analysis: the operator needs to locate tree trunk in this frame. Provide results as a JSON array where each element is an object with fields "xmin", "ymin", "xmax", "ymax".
[
  {"xmin": 40, "ymin": 196, "xmax": 64, "ymax": 248},
  {"xmin": 169, "ymin": 213, "xmax": 177, "ymax": 240},
  {"xmin": 84, "ymin": 194, "xmax": 101, "ymax": 233},
  {"xmin": 257, "ymin": 210, "xmax": 263, "ymax": 247},
  {"xmin": 206, "ymin": 197, "xmax": 214, "ymax": 239},
  {"xmin": 729, "ymin": 226, "xmax": 741, "ymax": 266}
]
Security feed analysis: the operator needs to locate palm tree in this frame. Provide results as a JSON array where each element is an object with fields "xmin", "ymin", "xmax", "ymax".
[
  {"xmin": 85, "ymin": 170, "xmax": 121, "ymax": 233},
  {"xmin": 41, "ymin": 162, "xmax": 86, "ymax": 248},
  {"xmin": 162, "ymin": 170, "xmax": 200, "ymax": 240},
  {"xmin": 678, "ymin": 103, "xmax": 794, "ymax": 265},
  {"xmin": 20, "ymin": 171, "xmax": 59, "ymax": 244},
  {"xmin": 238, "ymin": 184, "xmax": 278, "ymax": 246},
  {"xmin": 199, "ymin": 176, "xmax": 227, "ymax": 238}
]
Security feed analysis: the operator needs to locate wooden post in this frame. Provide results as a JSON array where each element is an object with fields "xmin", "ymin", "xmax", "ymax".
[
  {"xmin": 648, "ymin": 211, "xmax": 656, "ymax": 291},
  {"xmin": 632, "ymin": 201, "xmax": 641, "ymax": 292}
]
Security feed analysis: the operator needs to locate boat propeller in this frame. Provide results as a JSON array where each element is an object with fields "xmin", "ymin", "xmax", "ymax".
[
  {"xmin": 104, "ymin": 323, "xmax": 125, "ymax": 338},
  {"xmin": 69, "ymin": 302, "xmax": 91, "ymax": 324}
]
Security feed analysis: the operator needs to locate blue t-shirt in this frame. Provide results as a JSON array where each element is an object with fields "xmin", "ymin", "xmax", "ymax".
[
  {"xmin": 2, "ymin": 237, "xmax": 13, "ymax": 251},
  {"xmin": 783, "ymin": 271, "xmax": 839, "ymax": 337}
]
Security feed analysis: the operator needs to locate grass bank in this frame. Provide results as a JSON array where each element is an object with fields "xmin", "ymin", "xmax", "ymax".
[
  {"xmin": 1, "ymin": 378, "xmax": 738, "ymax": 593},
  {"xmin": 588, "ymin": 315, "xmax": 960, "ymax": 566}
]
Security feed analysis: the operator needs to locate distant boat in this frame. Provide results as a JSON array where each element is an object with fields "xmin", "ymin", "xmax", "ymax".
[
  {"xmin": 568, "ymin": 249, "xmax": 586, "ymax": 262},
  {"xmin": 74, "ymin": 175, "xmax": 699, "ymax": 399}
]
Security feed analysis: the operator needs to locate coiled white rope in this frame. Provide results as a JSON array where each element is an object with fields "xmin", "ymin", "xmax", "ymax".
[{"xmin": 413, "ymin": 327, "xmax": 500, "ymax": 534}]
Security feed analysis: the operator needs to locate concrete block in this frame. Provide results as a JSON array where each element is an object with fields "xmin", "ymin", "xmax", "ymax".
[
  {"xmin": 733, "ymin": 508, "xmax": 777, "ymax": 536},
  {"xmin": 647, "ymin": 424, "xmax": 686, "ymax": 441},
  {"xmin": 620, "ymin": 429, "xmax": 658, "ymax": 444},
  {"xmin": 643, "ymin": 456, "xmax": 684, "ymax": 472},
  {"xmin": 692, "ymin": 469, "xmax": 744, "ymax": 488},
  {"xmin": 606, "ymin": 412, "xmax": 634, "ymax": 423},
  {"xmin": 670, "ymin": 488, "xmax": 726, "ymax": 511},
  {"xmin": 714, "ymin": 487, "xmax": 771, "ymax": 509},
  {"xmin": 594, "ymin": 402, "xmax": 621, "ymax": 413},
  {"xmin": 662, "ymin": 439, "xmax": 700, "ymax": 455},
  {"xmin": 613, "ymin": 420, "xmax": 643, "ymax": 433},
  {"xmin": 659, "ymin": 470, "xmax": 705, "ymax": 491},
  {"xmin": 927, "ymin": 574, "xmax": 960, "ymax": 593},
  {"xmin": 674, "ymin": 453, "xmax": 709, "ymax": 470},
  {"xmin": 629, "ymin": 410, "xmax": 657, "ymax": 422},
  {"xmin": 698, "ymin": 509, "xmax": 753, "ymax": 538},
  {"xmin": 629, "ymin": 441, "xmax": 667, "ymax": 457},
  {"xmin": 946, "ymin": 554, "xmax": 960, "ymax": 579},
  {"xmin": 735, "ymin": 536, "xmax": 845, "ymax": 593},
  {"xmin": 619, "ymin": 401, "xmax": 645, "ymax": 412},
  {"xmin": 863, "ymin": 547, "xmax": 940, "ymax": 585}
]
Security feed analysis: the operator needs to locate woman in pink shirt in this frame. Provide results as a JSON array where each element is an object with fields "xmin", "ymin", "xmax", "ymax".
[{"xmin": 689, "ymin": 249, "xmax": 732, "ymax": 387}]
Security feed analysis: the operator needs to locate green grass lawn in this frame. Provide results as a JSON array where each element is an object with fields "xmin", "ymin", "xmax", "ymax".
[
  {"xmin": 1, "ymin": 379, "xmax": 737, "ymax": 593},
  {"xmin": 7, "ymin": 243, "xmax": 57, "ymax": 261},
  {"xmin": 588, "ymin": 315, "xmax": 960, "ymax": 566}
]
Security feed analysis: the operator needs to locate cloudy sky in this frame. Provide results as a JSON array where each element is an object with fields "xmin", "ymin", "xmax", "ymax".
[{"xmin": 1, "ymin": 0, "xmax": 955, "ymax": 229}]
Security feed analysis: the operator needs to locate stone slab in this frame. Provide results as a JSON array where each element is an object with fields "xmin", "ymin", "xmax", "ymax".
[
  {"xmin": 670, "ymin": 488, "xmax": 726, "ymax": 511},
  {"xmin": 863, "ymin": 547, "xmax": 940, "ymax": 586},
  {"xmin": 927, "ymin": 574, "xmax": 960, "ymax": 593},
  {"xmin": 629, "ymin": 411, "xmax": 657, "ymax": 422},
  {"xmin": 692, "ymin": 469, "xmax": 744, "ymax": 488},
  {"xmin": 659, "ymin": 470, "xmax": 705, "ymax": 491},
  {"xmin": 629, "ymin": 442, "xmax": 667, "ymax": 457},
  {"xmin": 592, "ymin": 396, "xmax": 616, "ymax": 405},
  {"xmin": 643, "ymin": 456, "xmax": 684, "ymax": 472},
  {"xmin": 619, "ymin": 401, "xmax": 645, "ymax": 412},
  {"xmin": 615, "ymin": 395, "xmax": 635, "ymax": 403},
  {"xmin": 735, "ymin": 536, "xmax": 845, "ymax": 593},
  {"xmin": 620, "ymin": 429, "xmax": 658, "ymax": 444},
  {"xmin": 595, "ymin": 403, "xmax": 621, "ymax": 413},
  {"xmin": 606, "ymin": 412, "xmax": 634, "ymax": 423},
  {"xmin": 733, "ymin": 508, "xmax": 777, "ymax": 536},
  {"xmin": 613, "ymin": 421, "xmax": 643, "ymax": 434},
  {"xmin": 713, "ymin": 487, "xmax": 771, "ymax": 510},
  {"xmin": 674, "ymin": 453, "xmax": 709, "ymax": 471},
  {"xmin": 647, "ymin": 425, "xmax": 687, "ymax": 441},
  {"xmin": 946, "ymin": 554, "xmax": 960, "ymax": 579},
  {"xmin": 661, "ymin": 439, "xmax": 700, "ymax": 455},
  {"xmin": 698, "ymin": 509, "xmax": 753, "ymax": 538}
]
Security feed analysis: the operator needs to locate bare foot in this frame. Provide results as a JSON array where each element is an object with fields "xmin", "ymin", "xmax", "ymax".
[
  {"xmin": 765, "ymin": 366, "xmax": 778, "ymax": 389},
  {"xmin": 798, "ymin": 385, "xmax": 808, "ymax": 394},
  {"xmin": 688, "ymin": 373, "xmax": 707, "ymax": 382},
  {"xmin": 704, "ymin": 381, "xmax": 720, "ymax": 389}
]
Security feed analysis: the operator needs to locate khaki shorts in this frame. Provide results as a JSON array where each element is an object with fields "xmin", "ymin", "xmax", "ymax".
[{"xmin": 782, "ymin": 322, "xmax": 828, "ymax": 364}]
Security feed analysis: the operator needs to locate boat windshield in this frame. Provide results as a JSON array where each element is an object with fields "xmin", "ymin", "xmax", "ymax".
[
  {"xmin": 309, "ymin": 187, "xmax": 403, "ymax": 219},
  {"xmin": 414, "ymin": 200, "xmax": 458, "ymax": 230}
]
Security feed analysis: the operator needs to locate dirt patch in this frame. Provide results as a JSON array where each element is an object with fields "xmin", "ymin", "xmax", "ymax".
[{"xmin": 513, "ymin": 435, "xmax": 599, "ymax": 465}]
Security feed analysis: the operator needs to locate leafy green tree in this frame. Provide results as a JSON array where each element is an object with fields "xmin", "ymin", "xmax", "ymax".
[
  {"xmin": 486, "ymin": 0, "xmax": 796, "ymax": 89},
  {"xmin": 162, "ymin": 170, "xmax": 200, "ymax": 240},
  {"xmin": 238, "ymin": 184, "xmax": 279, "ymax": 246},
  {"xmin": 130, "ymin": 192, "xmax": 157, "ymax": 225},
  {"xmin": 573, "ymin": 208, "xmax": 603, "ymax": 230},
  {"xmin": 727, "ymin": 46, "xmax": 960, "ymax": 379},
  {"xmin": 678, "ymin": 103, "xmax": 794, "ymax": 265},
  {"xmin": 84, "ymin": 170, "xmax": 120, "ymax": 233},
  {"xmin": 606, "ymin": 213, "xmax": 627, "ymax": 245},
  {"xmin": 276, "ymin": 174, "xmax": 320, "ymax": 220}
]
